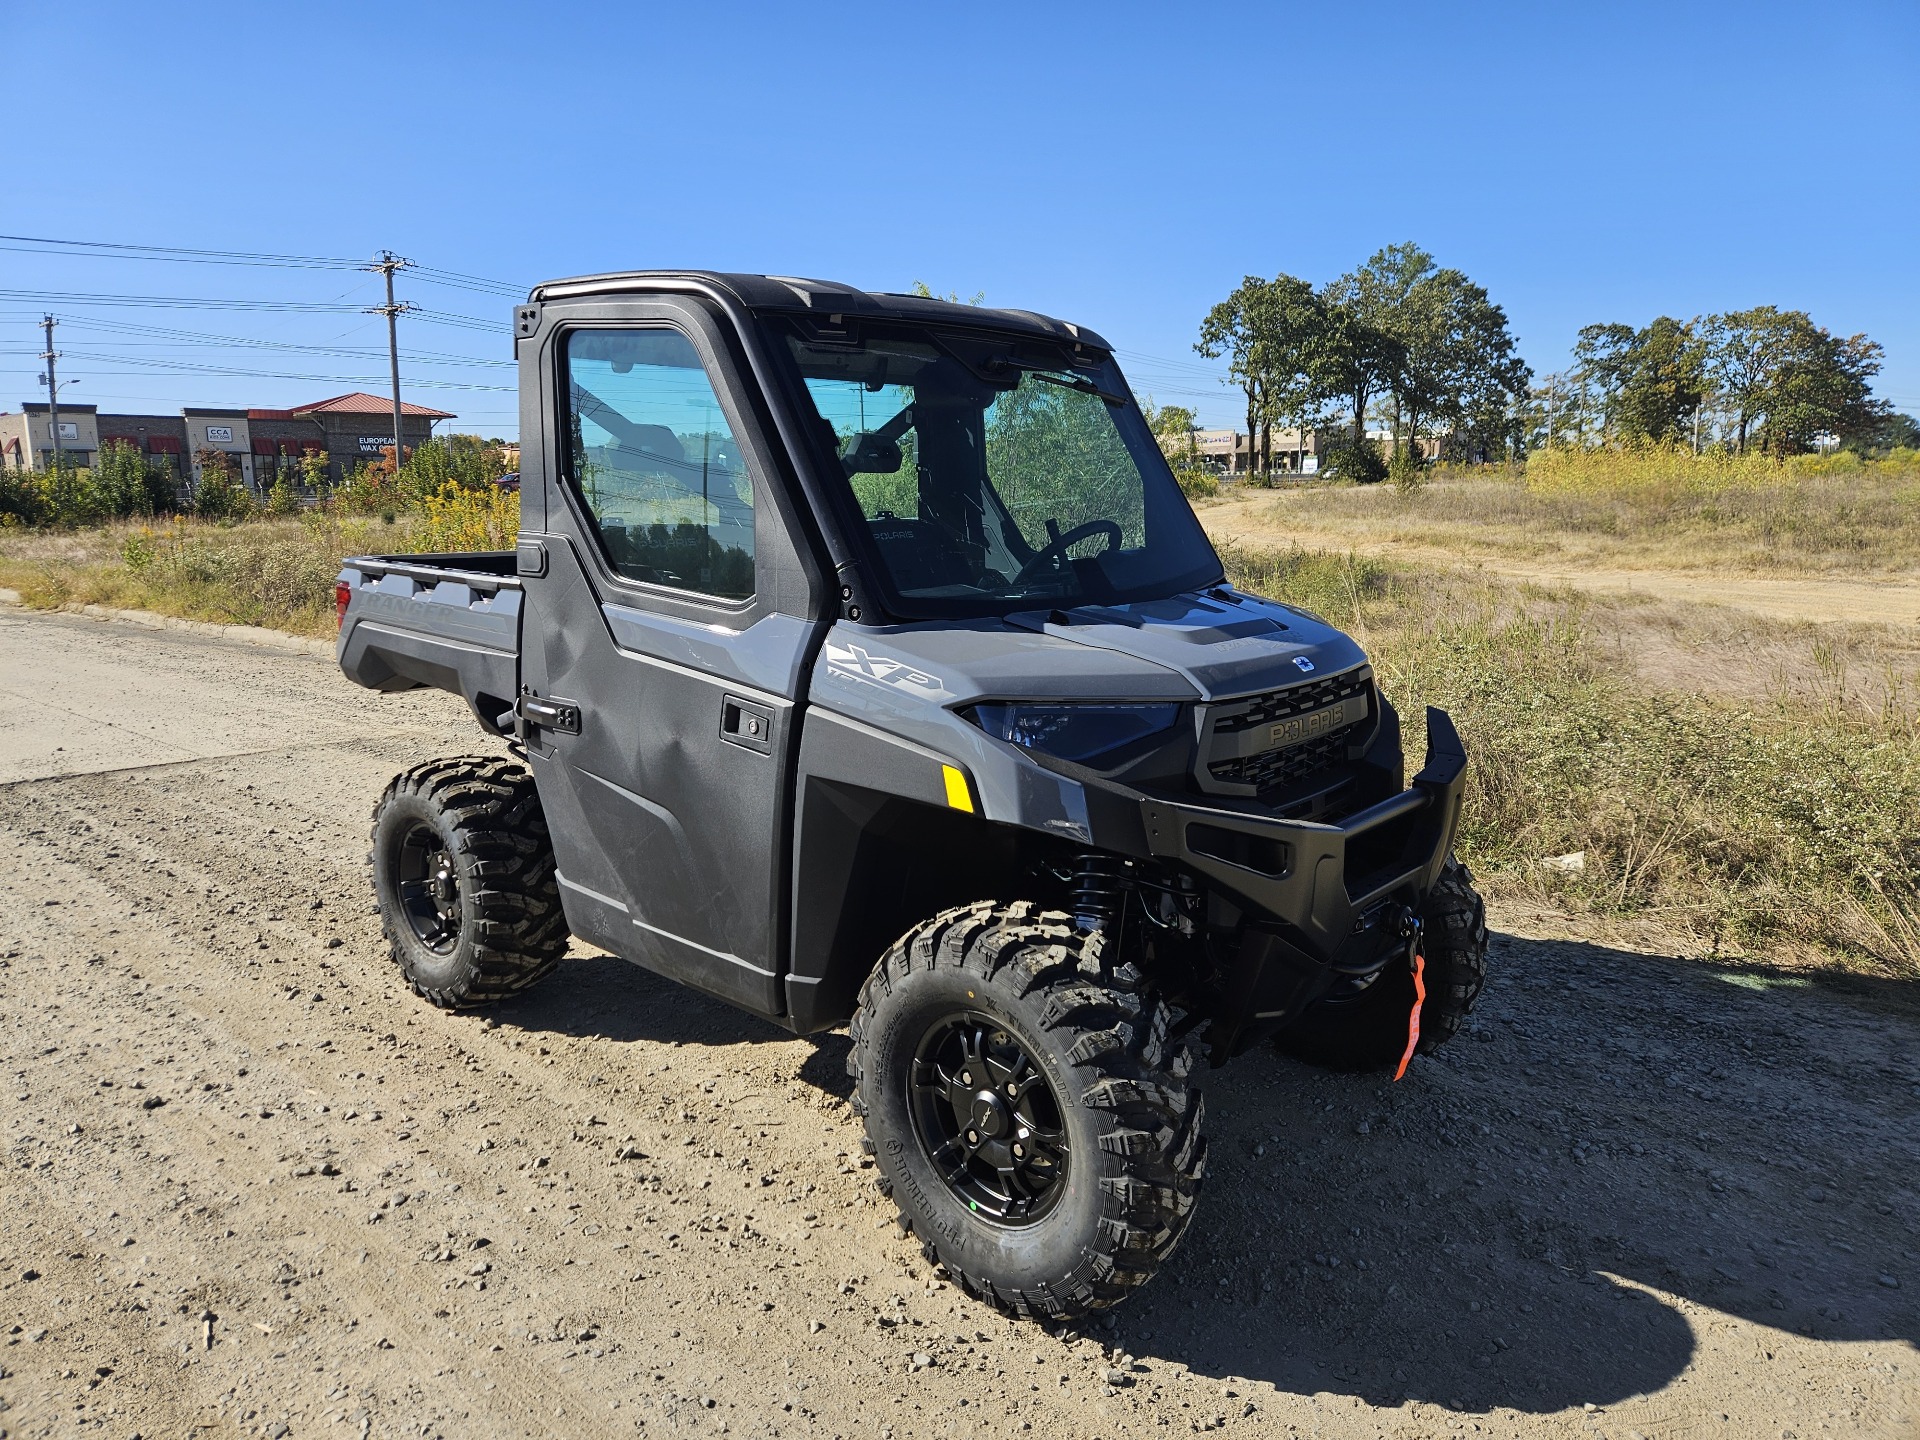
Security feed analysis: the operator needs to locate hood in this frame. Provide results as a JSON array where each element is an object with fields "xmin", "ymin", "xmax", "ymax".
[
  {"xmin": 1006, "ymin": 587, "xmax": 1368, "ymax": 700},
  {"xmin": 814, "ymin": 587, "xmax": 1368, "ymax": 718}
]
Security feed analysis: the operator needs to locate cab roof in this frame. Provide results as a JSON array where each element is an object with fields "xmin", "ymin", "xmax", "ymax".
[{"xmin": 526, "ymin": 270, "xmax": 1113, "ymax": 353}]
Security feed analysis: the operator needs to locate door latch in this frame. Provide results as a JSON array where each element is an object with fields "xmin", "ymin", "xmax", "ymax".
[
  {"xmin": 720, "ymin": 695, "xmax": 773, "ymax": 754},
  {"xmin": 516, "ymin": 691, "xmax": 582, "ymax": 736}
]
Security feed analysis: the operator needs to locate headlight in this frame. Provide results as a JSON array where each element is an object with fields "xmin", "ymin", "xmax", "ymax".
[{"xmin": 970, "ymin": 702, "xmax": 1180, "ymax": 762}]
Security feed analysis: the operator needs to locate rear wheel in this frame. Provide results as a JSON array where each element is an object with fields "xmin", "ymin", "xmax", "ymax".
[
  {"xmin": 369, "ymin": 756, "xmax": 569, "ymax": 1007},
  {"xmin": 849, "ymin": 901, "xmax": 1205, "ymax": 1322},
  {"xmin": 1277, "ymin": 858, "xmax": 1488, "ymax": 1072}
]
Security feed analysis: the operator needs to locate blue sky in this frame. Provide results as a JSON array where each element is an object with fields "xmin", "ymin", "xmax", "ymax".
[{"xmin": 3, "ymin": 0, "xmax": 1915, "ymax": 436}]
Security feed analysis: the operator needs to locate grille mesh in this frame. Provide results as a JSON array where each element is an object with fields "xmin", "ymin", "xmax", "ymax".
[{"xmin": 1207, "ymin": 668, "xmax": 1371, "ymax": 793}]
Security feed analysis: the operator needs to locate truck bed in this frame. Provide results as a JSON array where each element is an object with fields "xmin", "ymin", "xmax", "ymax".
[{"xmin": 336, "ymin": 552, "xmax": 522, "ymax": 734}]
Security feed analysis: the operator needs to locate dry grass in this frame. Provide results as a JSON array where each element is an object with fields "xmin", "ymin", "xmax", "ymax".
[
  {"xmin": 1204, "ymin": 451, "xmax": 1920, "ymax": 577},
  {"xmin": 0, "ymin": 512, "xmax": 421, "ymax": 637},
  {"xmin": 4, "ymin": 472, "xmax": 1914, "ymax": 978},
  {"xmin": 0, "ymin": 485, "xmax": 520, "ymax": 637},
  {"xmin": 1224, "ymin": 543, "xmax": 1920, "ymax": 978}
]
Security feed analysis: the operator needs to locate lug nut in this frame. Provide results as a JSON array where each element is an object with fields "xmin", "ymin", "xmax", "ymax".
[
  {"xmin": 1012, "ymin": 1143, "xmax": 1025, "ymax": 1159},
  {"xmin": 960, "ymin": 1072, "xmax": 972, "ymax": 1086},
  {"xmin": 1005, "ymin": 1082, "xmax": 1017, "ymax": 1096},
  {"xmin": 966, "ymin": 1129, "xmax": 979, "ymax": 1145}
]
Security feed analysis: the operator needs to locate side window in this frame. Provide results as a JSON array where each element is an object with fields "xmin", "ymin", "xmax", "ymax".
[{"xmin": 563, "ymin": 328, "xmax": 755, "ymax": 600}]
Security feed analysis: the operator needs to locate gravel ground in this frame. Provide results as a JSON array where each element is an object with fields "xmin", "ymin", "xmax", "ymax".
[{"xmin": 1, "ymin": 605, "xmax": 1915, "ymax": 1439}]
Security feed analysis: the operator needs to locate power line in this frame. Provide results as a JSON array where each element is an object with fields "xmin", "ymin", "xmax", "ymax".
[{"xmin": 0, "ymin": 351, "xmax": 513, "ymax": 391}]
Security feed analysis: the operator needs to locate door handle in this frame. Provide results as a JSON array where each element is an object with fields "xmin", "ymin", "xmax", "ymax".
[
  {"xmin": 517, "ymin": 691, "xmax": 583, "ymax": 735},
  {"xmin": 720, "ymin": 695, "xmax": 773, "ymax": 754}
]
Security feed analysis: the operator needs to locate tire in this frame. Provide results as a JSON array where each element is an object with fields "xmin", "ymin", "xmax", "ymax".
[
  {"xmin": 369, "ymin": 755, "xmax": 569, "ymax": 1008},
  {"xmin": 848, "ymin": 900, "xmax": 1205, "ymax": 1322},
  {"xmin": 1277, "ymin": 858, "xmax": 1489, "ymax": 1073}
]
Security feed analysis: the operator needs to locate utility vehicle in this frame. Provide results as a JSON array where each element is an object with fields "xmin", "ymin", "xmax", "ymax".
[{"xmin": 336, "ymin": 271, "xmax": 1488, "ymax": 1321}]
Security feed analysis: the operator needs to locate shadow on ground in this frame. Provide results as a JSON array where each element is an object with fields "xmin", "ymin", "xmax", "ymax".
[{"xmin": 482, "ymin": 928, "xmax": 1920, "ymax": 1416}]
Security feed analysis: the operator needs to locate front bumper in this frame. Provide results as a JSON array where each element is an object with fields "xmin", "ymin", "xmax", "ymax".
[{"xmin": 1134, "ymin": 706, "xmax": 1469, "ymax": 1056}]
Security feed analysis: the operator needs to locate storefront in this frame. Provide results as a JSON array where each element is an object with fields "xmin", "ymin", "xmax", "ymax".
[{"xmin": 183, "ymin": 408, "xmax": 256, "ymax": 490}]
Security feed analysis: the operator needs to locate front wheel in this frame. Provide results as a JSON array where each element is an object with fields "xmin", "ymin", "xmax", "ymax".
[
  {"xmin": 1277, "ymin": 857, "xmax": 1489, "ymax": 1072},
  {"xmin": 849, "ymin": 901, "xmax": 1205, "ymax": 1322}
]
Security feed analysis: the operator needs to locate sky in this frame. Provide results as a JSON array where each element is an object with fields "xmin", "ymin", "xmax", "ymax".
[{"xmin": 3, "ymin": 0, "xmax": 1915, "ymax": 437}]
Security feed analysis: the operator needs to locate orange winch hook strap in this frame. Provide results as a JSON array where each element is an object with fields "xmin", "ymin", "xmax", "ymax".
[{"xmin": 1393, "ymin": 946, "xmax": 1426, "ymax": 1082}]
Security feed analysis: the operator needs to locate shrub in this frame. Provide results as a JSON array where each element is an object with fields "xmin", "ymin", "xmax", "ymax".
[
  {"xmin": 265, "ymin": 475, "xmax": 300, "ymax": 517},
  {"xmin": 1174, "ymin": 467, "xmax": 1220, "ymax": 500},
  {"xmin": 192, "ymin": 451, "xmax": 252, "ymax": 521},
  {"xmin": 411, "ymin": 480, "xmax": 520, "ymax": 552},
  {"xmin": 1323, "ymin": 441, "xmax": 1389, "ymax": 485}
]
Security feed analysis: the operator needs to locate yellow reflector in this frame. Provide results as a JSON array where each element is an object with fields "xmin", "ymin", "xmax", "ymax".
[{"xmin": 942, "ymin": 764, "xmax": 974, "ymax": 813}]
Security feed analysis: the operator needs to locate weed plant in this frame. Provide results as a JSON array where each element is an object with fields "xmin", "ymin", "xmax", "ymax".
[{"xmin": 1225, "ymin": 543, "xmax": 1920, "ymax": 976}]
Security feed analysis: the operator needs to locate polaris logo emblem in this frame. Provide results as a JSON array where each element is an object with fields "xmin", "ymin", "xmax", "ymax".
[{"xmin": 1292, "ymin": 655, "xmax": 1316, "ymax": 672}]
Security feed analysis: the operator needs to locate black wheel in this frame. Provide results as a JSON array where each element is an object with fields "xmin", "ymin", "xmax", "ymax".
[
  {"xmin": 369, "ymin": 756, "xmax": 569, "ymax": 1008},
  {"xmin": 1277, "ymin": 857, "xmax": 1488, "ymax": 1072},
  {"xmin": 849, "ymin": 900, "xmax": 1205, "ymax": 1322}
]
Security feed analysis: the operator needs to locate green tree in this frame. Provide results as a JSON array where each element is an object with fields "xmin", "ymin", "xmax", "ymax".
[
  {"xmin": 1703, "ymin": 307, "xmax": 1888, "ymax": 454},
  {"xmin": 1196, "ymin": 277, "xmax": 1281, "ymax": 473},
  {"xmin": 1570, "ymin": 323, "xmax": 1636, "ymax": 443},
  {"xmin": 1617, "ymin": 316, "xmax": 1707, "ymax": 445},
  {"xmin": 909, "ymin": 280, "xmax": 986, "ymax": 305},
  {"xmin": 193, "ymin": 449, "xmax": 250, "ymax": 521},
  {"xmin": 1307, "ymin": 299, "xmax": 1403, "ymax": 460},
  {"xmin": 93, "ymin": 439, "xmax": 173, "ymax": 517},
  {"xmin": 1141, "ymin": 399, "xmax": 1200, "ymax": 468}
]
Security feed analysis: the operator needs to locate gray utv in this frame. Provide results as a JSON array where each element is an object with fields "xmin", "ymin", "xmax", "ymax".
[{"xmin": 335, "ymin": 271, "xmax": 1488, "ymax": 1322}]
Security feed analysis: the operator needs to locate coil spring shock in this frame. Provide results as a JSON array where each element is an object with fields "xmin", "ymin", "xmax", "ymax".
[{"xmin": 1070, "ymin": 853, "xmax": 1128, "ymax": 932}]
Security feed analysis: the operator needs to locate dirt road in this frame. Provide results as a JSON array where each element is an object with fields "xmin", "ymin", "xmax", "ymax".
[
  {"xmin": 1200, "ymin": 499, "xmax": 1920, "ymax": 628},
  {"xmin": 2, "ymin": 606, "xmax": 1916, "ymax": 1439}
]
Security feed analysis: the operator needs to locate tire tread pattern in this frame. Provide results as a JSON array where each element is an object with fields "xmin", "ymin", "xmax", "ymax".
[
  {"xmin": 848, "ymin": 901, "xmax": 1206, "ymax": 1323},
  {"xmin": 370, "ymin": 755, "xmax": 568, "ymax": 1008}
]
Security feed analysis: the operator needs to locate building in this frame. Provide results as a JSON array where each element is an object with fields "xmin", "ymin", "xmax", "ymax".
[
  {"xmin": 0, "ymin": 403, "xmax": 102, "ymax": 472},
  {"xmin": 0, "ymin": 391, "xmax": 454, "ymax": 489},
  {"xmin": 1181, "ymin": 426, "xmax": 1442, "ymax": 475},
  {"xmin": 1188, "ymin": 426, "xmax": 1331, "ymax": 475}
]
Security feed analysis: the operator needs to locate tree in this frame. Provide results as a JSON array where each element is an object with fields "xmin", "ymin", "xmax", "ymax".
[
  {"xmin": 1570, "ymin": 323, "xmax": 1636, "ymax": 443},
  {"xmin": 1849, "ymin": 410, "xmax": 1920, "ymax": 456},
  {"xmin": 909, "ymin": 280, "xmax": 986, "ymax": 305},
  {"xmin": 1253, "ymin": 274, "xmax": 1332, "ymax": 472},
  {"xmin": 1616, "ymin": 316, "xmax": 1707, "ymax": 446},
  {"xmin": 1703, "ymin": 307, "xmax": 1888, "ymax": 454},
  {"xmin": 93, "ymin": 439, "xmax": 173, "ymax": 518},
  {"xmin": 1307, "ymin": 298, "xmax": 1403, "ymax": 458},
  {"xmin": 1141, "ymin": 399, "xmax": 1200, "ymax": 469},
  {"xmin": 1315, "ymin": 243, "xmax": 1528, "ymax": 465},
  {"xmin": 1196, "ymin": 277, "xmax": 1279, "ymax": 473},
  {"xmin": 1395, "ymin": 269, "xmax": 1530, "ymax": 461}
]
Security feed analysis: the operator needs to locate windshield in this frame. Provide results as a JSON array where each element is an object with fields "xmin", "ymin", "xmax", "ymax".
[{"xmin": 783, "ymin": 321, "xmax": 1221, "ymax": 618}]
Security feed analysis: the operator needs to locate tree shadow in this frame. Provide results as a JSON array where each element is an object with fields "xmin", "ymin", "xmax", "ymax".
[{"xmin": 1085, "ymin": 929, "xmax": 1920, "ymax": 1415}]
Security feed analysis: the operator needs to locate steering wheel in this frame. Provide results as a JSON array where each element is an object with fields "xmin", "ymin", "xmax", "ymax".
[{"xmin": 1012, "ymin": 519, "xmax": 1123, "ymax": 584}]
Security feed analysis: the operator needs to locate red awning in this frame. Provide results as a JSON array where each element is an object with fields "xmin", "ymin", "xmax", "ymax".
[
  {"xmin": 253, "ymin": 437, "xmax": 278, "ymax": 455},
  {"xmin": 278, "ymin": 438, "xmax": 313, "ymax": 455},
  {"xmin": 146, "ymin": 435, "xmax": 182, "ymax": 454}
]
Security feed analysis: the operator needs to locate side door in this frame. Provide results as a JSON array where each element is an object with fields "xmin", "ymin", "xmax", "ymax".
[{"xmin": 517, "ymin": 298, "xmax": 827, "ymax": 1018}]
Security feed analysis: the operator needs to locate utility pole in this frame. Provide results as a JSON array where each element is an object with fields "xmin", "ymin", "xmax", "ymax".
[
  {"xmin": 41, "ymin": 314, "xmax": 61, "ymax": 471},
  {"xmin": 367, "ymin": 252, "xmax": 415, "ymax": 472}
]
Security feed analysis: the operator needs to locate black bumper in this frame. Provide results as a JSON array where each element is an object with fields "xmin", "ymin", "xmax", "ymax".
[{"xmin": 1136, "ymin": 706, "xmax": 1469, "ymax": 1056}]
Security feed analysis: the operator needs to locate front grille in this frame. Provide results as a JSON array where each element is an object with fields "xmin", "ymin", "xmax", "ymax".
[
  {"xmin": 1211, "ymin": 666, "xmax": 1371, "ymax": 734},
  {"xmin": 1210, "ymin": 730, "xmax": 1357, "ymax": 792},
  {"xmin": 1205, "ymin": 666, "xmax": 1372, "ymax": 795}
]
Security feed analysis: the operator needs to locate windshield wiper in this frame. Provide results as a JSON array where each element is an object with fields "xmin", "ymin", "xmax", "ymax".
[{"xmin": 1024, "ymin": 370, "xmax": 1127, "ymax": 407}]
